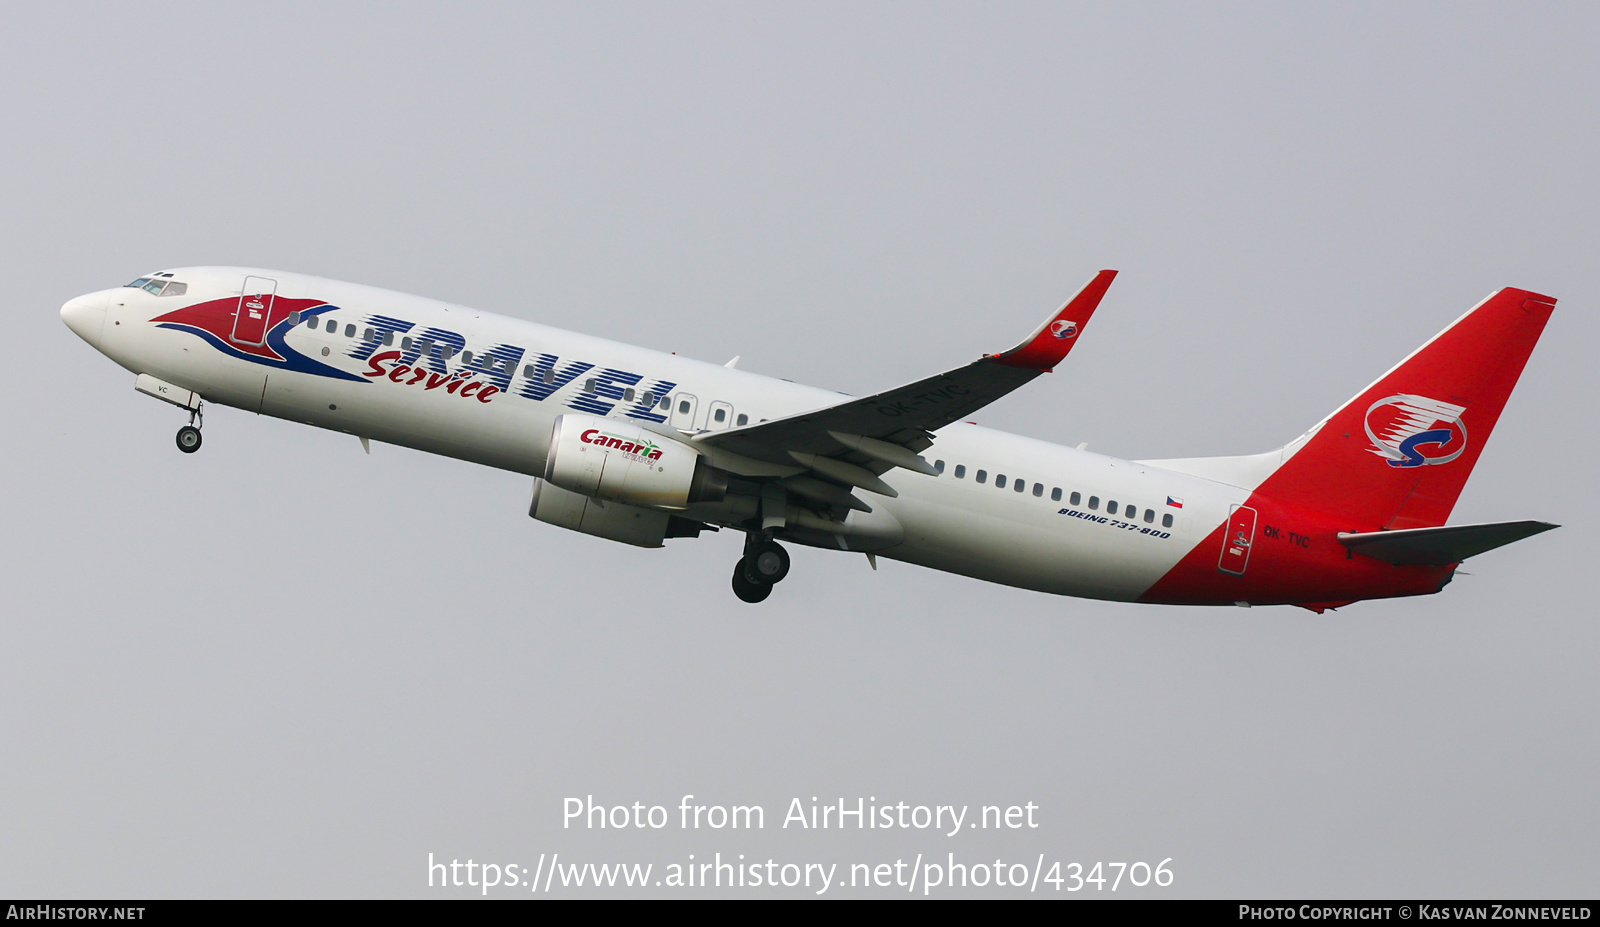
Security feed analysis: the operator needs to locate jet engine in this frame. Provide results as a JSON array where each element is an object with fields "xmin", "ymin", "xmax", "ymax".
[{"xmin": 543, "ymin": 414, "xmax": 727, "ymax": 510}]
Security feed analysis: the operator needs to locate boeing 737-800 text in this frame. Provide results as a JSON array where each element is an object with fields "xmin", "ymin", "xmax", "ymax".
[{"xmin": 60, "ymin": 268, "xmax": 1557, "ymax": 608}]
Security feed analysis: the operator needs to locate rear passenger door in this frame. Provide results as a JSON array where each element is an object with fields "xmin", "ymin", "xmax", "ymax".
[{"xmin": 1217, "ymin": 504, "xmax": 1258, "ymax": 575}]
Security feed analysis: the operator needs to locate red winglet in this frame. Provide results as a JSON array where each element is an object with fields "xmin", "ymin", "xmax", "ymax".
[{"xmin": 991, "ymin": 269, "xmax": 1117, "ymax": 371}]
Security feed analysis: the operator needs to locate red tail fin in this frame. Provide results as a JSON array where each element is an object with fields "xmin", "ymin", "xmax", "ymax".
[{"xmin": 1257, "ymin": 287, "xmax": 1555, "ymax": 530}]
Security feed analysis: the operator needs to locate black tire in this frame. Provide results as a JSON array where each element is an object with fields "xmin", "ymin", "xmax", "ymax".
[
  {"xmin": 741, "ymin": 541, "xmax": 790, "ymax": 585},
  {"xmin": 176, "ymin": 426, "xmax": 202, "ymax": 454},
  {"xmin": 731, "ymin": 561, "xmax": 772, "ymax": 603}
]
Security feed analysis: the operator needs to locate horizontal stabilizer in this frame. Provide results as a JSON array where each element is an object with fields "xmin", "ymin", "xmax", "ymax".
[{"xmin": 1338, "ymin": 520, "xmax": 1557, "ymax": 566}]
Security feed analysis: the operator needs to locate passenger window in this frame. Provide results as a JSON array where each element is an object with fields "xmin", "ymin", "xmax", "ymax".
[
  {"xmin": 1070, "ymin": 492, "xmax": 1081, "ymax": 506},
  {"xmin": 1015, "ymin": 480, "xmax": 1026, "ymax": 493},
  {"xmin": 1162, "ymin": 513, "xmax": 1174, "ymax": 528},
  {"xmin": 1033, "ymin": 483, "xmax": 1044, "ymax": 497},
  {"xmin": 624, "ymin": 388, "xmax": 636, "ymax": 403},
  {"xmin": 658, "ymin": 395, "xmax": 670, "ymax": 409},
  {"xmin": 584, "ymin": 378, "xmax": 596, "ymax": 393},
  {"xmin": 326, "ymin": 319, "xmax": 337, "ymax": 333},
  {"xmin": 1144, "ymin": 509, "xmax": 1155, "ymax": 524},
  {"xmin": 736, "ymin": 413, "xmax": 748, "ymax": 426},
  {"xmin": 306, "ymin": 316, "xmax": 318, "ymax": 329},
  {"xmin": 641, "ymin": 392, "xmax": 654, "ymax": 406},
  {"xmin": 954, "ymin": 465, "xmax": 966, "ymax": 479},
  {"xmin": 713, "ymin": 407, "xmax": 726, "ymax": 423},
  {"xmin": 1051, "ymin": 487, "xmax": 1062, "ymax": 501},
  {"xmin": 384, "ymin": 331, "xmax": 395, "ymax": 346},
  {"xmin": 523, "ymin": 365, "xmax": 536, "ymax": 379},
  {"xmin": 462, "ymin": 350, "xmax": 474, "ymax": 364},
  {"xmin": 403, "ymin": 337, "xmax": 414, "ymax": 351},
  {"xmin": 544, "ymin": 369, "xmax": 556, "ymax": 385},
  {"xmin": 344, "ymin": 324, "xmax": 355, "ymax": 338},
  {"xmin": 1088, "ymin": 496, "xmax": 1099, "ymax": 510},
  {"xmin": 996, "ymin": 475, "xmax": 1006, "ymax": 489},
  {"xmin": 976, "ymin": 470, "xmax": 988, "ymax": 484},
  {"xmin": 1108, "ymin": 501, "xmax": 1118, "ymax": 515},
  {"xmin": 289, "ymin": 311, "xmax": 302, "ymax": 325},
  {"xmin": 679, "ymin": 400, "xmax": 691, "ymax": 415},
  {"xmin": 934, "ymin": 460, "xmax": 946, "ymax": 474},
  {"xmin": 364, "ymin": 328, "xmax": 376, "ymax": 342}
]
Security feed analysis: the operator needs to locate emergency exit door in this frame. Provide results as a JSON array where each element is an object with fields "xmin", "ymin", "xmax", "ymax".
[{"xmin": 670, "ymin": 393, "xmax": 698, "ymax": 430}]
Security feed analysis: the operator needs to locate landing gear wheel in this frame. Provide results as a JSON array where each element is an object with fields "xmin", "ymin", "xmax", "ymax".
[
  {"xmin": 176, "ymin": 425, "xmax": 202, "ymax": 454},
  {"xmin": 731, "ymin": 561, "xmax": 772, "ymax": 603},
  {"xmin": 741, "ymin": 540, "xmax": 790, "ymax": 585}
]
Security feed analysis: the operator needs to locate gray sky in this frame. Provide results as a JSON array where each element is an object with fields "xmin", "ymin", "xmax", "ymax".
[{"xmin": 3, "ymin": 2, "xmax": 1595, "ymax": 897}]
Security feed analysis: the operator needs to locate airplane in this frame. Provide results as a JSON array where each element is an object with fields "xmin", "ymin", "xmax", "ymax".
[{"xmin": 60, "ymin": 267, "xmax": 1558, "ymax": 609}]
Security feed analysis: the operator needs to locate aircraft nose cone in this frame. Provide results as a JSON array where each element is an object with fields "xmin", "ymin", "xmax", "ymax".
[{"xmin": 61, "ymin": 291, "xmax": 109, "ymax": 348}]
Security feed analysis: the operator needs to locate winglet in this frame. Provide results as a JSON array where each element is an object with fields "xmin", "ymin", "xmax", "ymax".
[{"xmin": 991, "ymin": 269, "xmax": 1117, "ymax": 371}]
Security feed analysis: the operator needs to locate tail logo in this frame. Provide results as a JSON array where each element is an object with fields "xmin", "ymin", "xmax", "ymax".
[
  {"xmin": 1364, "ymin": 394, "xmax": 1468, "ymax": 468},
  {"xmin": 1050, "ymin": 320, "xmax": 1079, "ymax": 340}
]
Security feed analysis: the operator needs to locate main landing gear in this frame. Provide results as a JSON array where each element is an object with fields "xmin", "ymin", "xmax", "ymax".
[
  {"xmin": 175, "ymin": 404, "xmax": 204, "ymax": 454},
  {"xmin": 731, "ymin": 535, "xmax": 791, "ymax": 604}
]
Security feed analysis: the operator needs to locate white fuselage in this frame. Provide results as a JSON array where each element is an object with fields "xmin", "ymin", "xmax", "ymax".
[{"xmin": 64, "ymin": 267, "xmax": 1248, "ymax": 601}]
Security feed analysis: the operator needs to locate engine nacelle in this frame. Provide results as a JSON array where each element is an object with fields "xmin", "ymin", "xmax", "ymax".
[
  {"xmin": 530, "ymin": 479, "xmax": 712, "ymax": 548},
  {"xmin": 528, "ymin": 478, "xmax": 667, "ymax": 547},
  {"xmin": 544, "ymin": 414, "xmax": 726, "ymax": 510}
]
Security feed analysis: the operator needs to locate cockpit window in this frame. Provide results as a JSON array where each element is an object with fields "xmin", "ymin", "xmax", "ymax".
[
  {"xmin": 139, "ymin": 279, "xmax": 188, "ymax": 296},
  {"xmin": 125, "ymin": 275, "xmax": 186, "ymax": 295}
]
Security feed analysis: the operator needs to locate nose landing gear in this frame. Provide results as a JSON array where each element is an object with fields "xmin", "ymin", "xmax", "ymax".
[
  {"xmin": 175, "ymin": 404, "xmax": 204, "ymax": 454},
  {"xmin": 731, "ymin": 536, "xmax": 791, "ymax": 603}
]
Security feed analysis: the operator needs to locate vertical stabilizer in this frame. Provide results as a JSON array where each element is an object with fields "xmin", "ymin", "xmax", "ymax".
[{"xmin": 1253, "ymin": 287, "xmax": 1555, "ymax": 529}]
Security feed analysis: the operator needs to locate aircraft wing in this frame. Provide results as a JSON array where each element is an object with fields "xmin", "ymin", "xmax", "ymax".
[{"xmin": 692, "ymin": 270, "xmax": 1116, "ymax": 497}]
